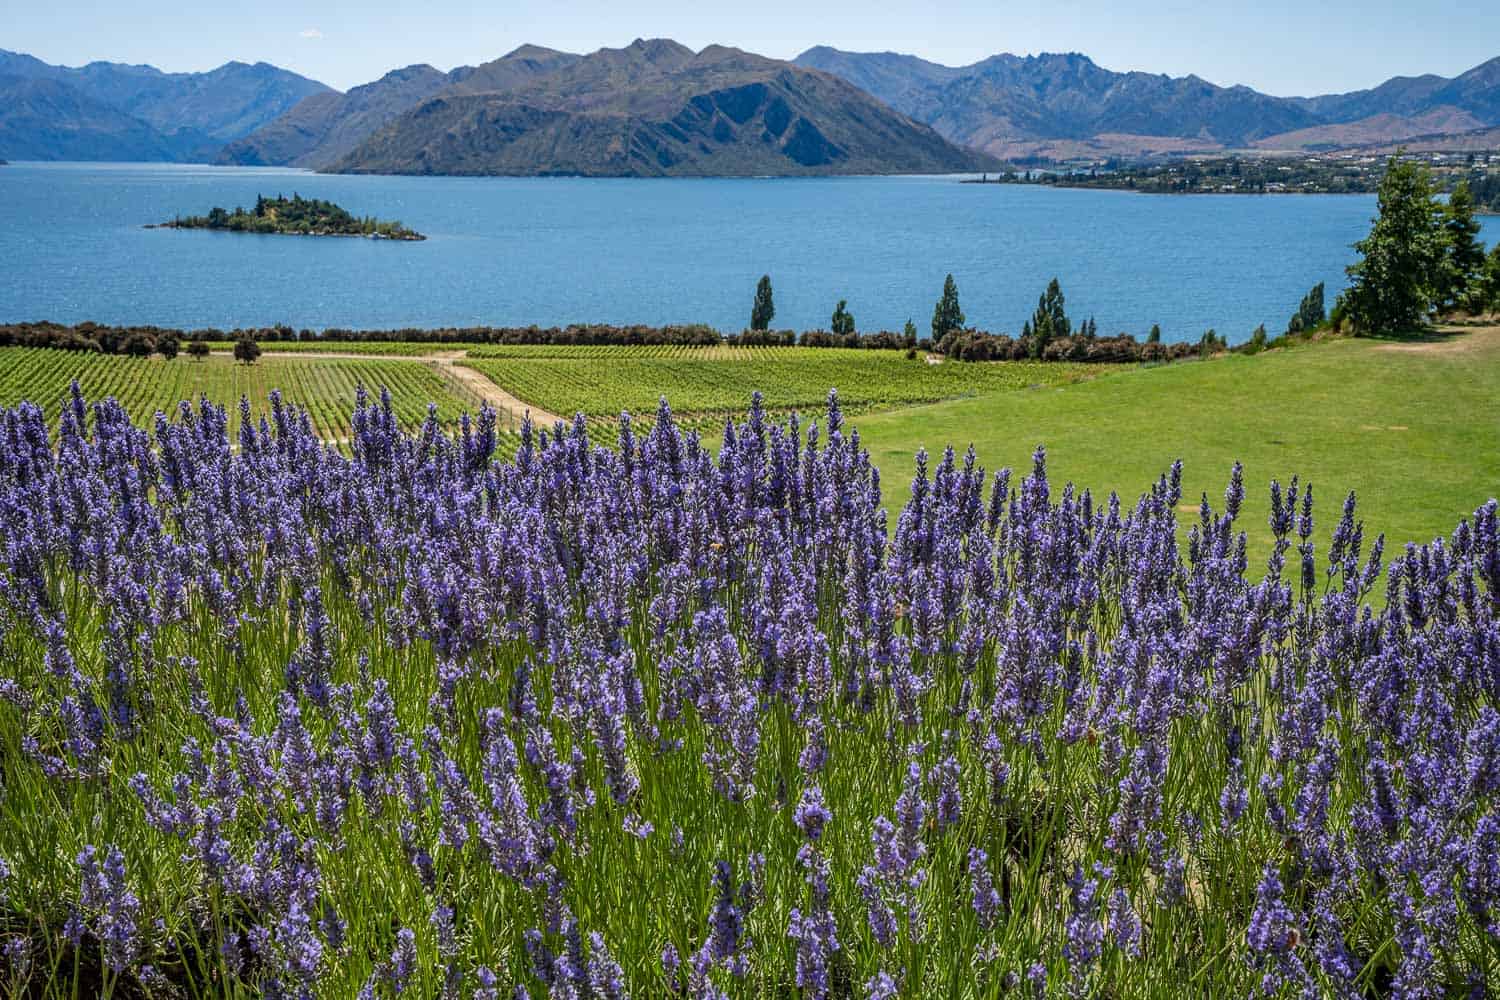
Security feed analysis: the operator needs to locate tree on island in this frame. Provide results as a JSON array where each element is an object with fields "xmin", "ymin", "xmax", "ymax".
[
  {"xmin": 750, "ymin": 275, "xmax": 775, "ymax": 331},
  {"xmin": 1340, "ymin": 156, "xmax": 1446, "ymax": 334},
  {"xmin": 932, "ymin": 274, "xmax": 964, "ymax": 339},
  {"xmin": 187, "ymin": 340, "xmax": 211, "ymax": 361},
  {"xmin": 1438, "ymin": 179, "xmax": 1486, "ymax": 311},
  {"xmin": 234, "ymin": 337, "xmax": 262, "ymax": 364},
  {"xmin": 831, "ymin": 300, "xmax": 855, "ymax": 336}
]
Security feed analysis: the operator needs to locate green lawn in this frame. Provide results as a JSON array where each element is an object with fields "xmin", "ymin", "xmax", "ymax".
[{"xmin": 849, "ymin": 328, "xmax": 1500, "ymax": 557}]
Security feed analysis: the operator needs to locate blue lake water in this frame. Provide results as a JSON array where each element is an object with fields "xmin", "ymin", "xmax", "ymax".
[{"xmin": 2, "ymin": 162, "xmax": 1492, "ymax": 343}]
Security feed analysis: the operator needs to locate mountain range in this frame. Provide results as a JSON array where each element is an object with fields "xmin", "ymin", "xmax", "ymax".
[
  {"xmin": 3, "ymin": 43, "xmax": 1499, "ymax": 172},
  {"xmin": 226, "ymin": 40, "xmax": 995, "ymax": 177},
  {"xmin": 0, "ymin": 50, "xmax": 329, "ymax": 161},
  {"xmin": 795, "ymin": 47, "xmax": 1500, "ymax": 160}
]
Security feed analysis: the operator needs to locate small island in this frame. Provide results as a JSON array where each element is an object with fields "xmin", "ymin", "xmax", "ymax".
[{"xmin": 151, "ymin": 193, "xmax": 425, "ymax": 240}]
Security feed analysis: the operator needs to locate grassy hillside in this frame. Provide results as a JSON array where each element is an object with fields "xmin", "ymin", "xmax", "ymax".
[{"xmin": 852, "ymin": 326, "xmax": 1500, "ymax": 557}]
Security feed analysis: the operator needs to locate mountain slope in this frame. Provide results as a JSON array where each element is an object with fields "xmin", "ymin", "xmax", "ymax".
[
  {"xmin": 0, "ymin": 75, "xmax": 204, "ymax": 160},
  {"xmin": 0, "ymin": 50, "xmax": 330, "ymax": 161},
  {"xmin": 795, "ymin": 47, "xmax": 1500, "ymax": 159},
  {"xmin": 329, "ymin": 40, "xmax": 998, "ymax": 177},
  {"xmin": 220, "ymin": 46, "xmax": 581, "ymax": 168},
  {"xmin": 218, "ymin": 65, "xmax": 450, "ymax": 166}
]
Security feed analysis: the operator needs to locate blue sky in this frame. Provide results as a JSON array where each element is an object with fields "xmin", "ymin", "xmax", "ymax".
[{"xmin": 8, "ymin": 1, "xmax": 1497, "ymax": 96}]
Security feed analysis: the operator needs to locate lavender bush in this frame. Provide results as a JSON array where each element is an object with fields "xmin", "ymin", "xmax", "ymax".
[{"xmin": 0, "ymin": 383, "xmax": 1497, "ymax": 997}]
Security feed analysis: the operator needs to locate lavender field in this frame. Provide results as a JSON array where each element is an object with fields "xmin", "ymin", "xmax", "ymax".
[{"xmin": 0, "ymin": 385, "xmax": 1497, "ymax": 998}]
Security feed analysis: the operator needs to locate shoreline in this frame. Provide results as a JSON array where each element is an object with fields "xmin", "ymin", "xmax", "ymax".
[{"xmin": 145, "ymin": 221, "xmax": 425, "ymax": 240}]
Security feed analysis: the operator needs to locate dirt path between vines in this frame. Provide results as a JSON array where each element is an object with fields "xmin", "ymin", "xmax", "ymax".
[{"xmin": 211, "ymin": 349, "xmax": 562, "ymax": 427}]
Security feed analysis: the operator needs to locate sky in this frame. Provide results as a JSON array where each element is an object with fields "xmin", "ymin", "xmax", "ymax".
[{"xmin": 7, "ymin": 1, "xmax": 1498, "ymax": 96}]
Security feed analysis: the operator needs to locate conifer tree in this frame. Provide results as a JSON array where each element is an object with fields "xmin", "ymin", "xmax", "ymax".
[
  {"xmin": 1147, "ymin": 324, "xmax": 1162, "ymax": 344},
  {"xmin": 1341, "ymin": 156, "xmax": 1445, "ymax": 333},
  {"xmin": 1438, "ymin": 179, "xmax": 1486, "ymax": 310},
  {"xmin": 931, "ymin": 274, "xmax": 965, "ymax": 339},
  {"xmin": 1483, "ymin": 242, "xmax": 1500, "ymax": 312},
  {"xmin": 831, "ymin": 300, "xmax": 855, "ymax": 336},
  {"xmin": 1287, "ymin": 283, "xmax": 1325, "ymax": 335},
  {"xmin": 750, "ymin": 275, "xmax": 775, "ymax": 332},
  {"xmin": 1028, "ymin": 277, "xmax": 1071, "ymax": 358}
]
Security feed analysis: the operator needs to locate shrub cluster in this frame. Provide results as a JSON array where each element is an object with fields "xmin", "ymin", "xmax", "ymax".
[
  {"xmin": 937, "ymin": 329, "xmax": 1205, "ymax": 363},
  {"xmin": 0, "ymin": 321, "xmax": 184, "ymax": 356}
]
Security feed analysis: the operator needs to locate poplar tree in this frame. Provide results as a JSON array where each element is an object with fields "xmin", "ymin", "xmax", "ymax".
[
  {"xmin": 750, "ymin": 275, "xmax": 775, "ymax": 331},
  {"xmin": 831, "ymin": 300, "xmax": 855, "ymax": 336}
]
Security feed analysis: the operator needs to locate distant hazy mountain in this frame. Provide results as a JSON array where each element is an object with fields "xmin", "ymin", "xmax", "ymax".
[
  {"xmin": 795, "ymin": 47, "xmax": 1500, "ymax": 159},
  {"xmin": 0, "ymin": 50, "xmax": 329, "ymax": 161},
  {"xmin": 0, "ymin": 75, "xmax": 204, "ymax": 161},
  {"xmin": 325, "ymin": 40, "xmax": 996, "ymax": 177}
]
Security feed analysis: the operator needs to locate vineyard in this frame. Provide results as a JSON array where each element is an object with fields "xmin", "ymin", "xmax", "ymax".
[
  {"xmin": 200, "ymin": 341, "xmax": 473, "ymax": 356},
  {"xmin": 0, "ymin": 348, "xmax": 481, "ymax": 439},
  {"xmin": 460, "ymin": 347, "xmax": 1105, "ymax": 429}
]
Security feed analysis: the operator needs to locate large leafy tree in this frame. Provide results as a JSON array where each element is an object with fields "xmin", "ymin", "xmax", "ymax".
[
  {"xmin": 1438, "ymin": 179, "xmax": 1487, "ymax": 311},
  {"xmin": 1341, "ymin": 156, "xmax": 1446, "ymax": 334},
  {"xmin": 750, "ymin": 275, "xmax": 775, "ymax": 332},
  {"xmin": 233, "ymin": 337, "xmax": 262, "ymax": 365},
  {"xmin": 931, "ymin": 274, "xmax": 965, "ymax": 339}
]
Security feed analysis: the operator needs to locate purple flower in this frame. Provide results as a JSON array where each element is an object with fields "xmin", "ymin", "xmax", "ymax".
[
  {"xmin": 865, "ymin": 969, "xmax": 898, "ymax": 1000},
  {"xmin": 76, "ymin": 845, "xmax": 140, "ymax": 973},
  {"xmin": 386, "ymin": 927, "xmax": 417, "ymax": 994},
  {"xmin": 1062, "ymin": 865, "xmax": 1104, "ymax": 980},
  {"xmin": 586, "ymin": 932, "xmax": 627, "ymax": 999},
  {"xmin": 794, "ymin": 785, "xmax": 832, "ymax": 841},
  {"xmin": 1247, "ymin": 866, "xmax": 1310, "ymax": 994},
  {"xmin": 968, "ymin": 848, "xmax": 1001, "ymax": 930}
]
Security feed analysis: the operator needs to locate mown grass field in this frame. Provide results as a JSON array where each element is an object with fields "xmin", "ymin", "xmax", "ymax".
[
  {"xmin": 851, "ymin": 326, "xmax": 1500, "ymax": 558},
  {"xmin": 0, "ymin": 348, "xmax": 482, "ymax": 437}
]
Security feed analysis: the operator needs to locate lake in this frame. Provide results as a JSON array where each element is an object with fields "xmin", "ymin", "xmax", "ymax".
[{"xmin": 2, "ymin": 162, "xmax": 1492, "ymax": 343}]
